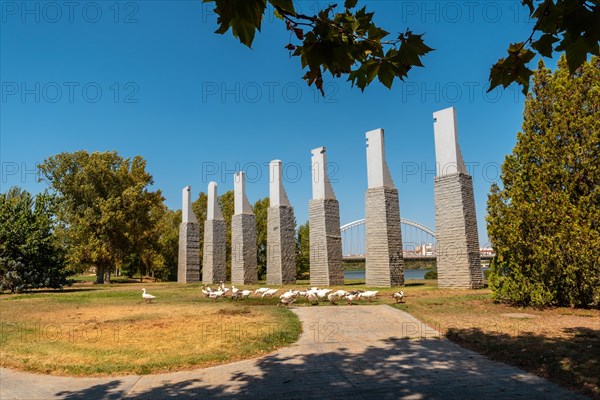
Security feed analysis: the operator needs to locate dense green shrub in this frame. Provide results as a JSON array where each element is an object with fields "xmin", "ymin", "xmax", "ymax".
[
  {"xmin": 424, "ymin": 269, "xmax": 438, "ymax": 280},
  {"xmin": 487, "ymin": 57, "xmax": 600, "ymax": 308}
]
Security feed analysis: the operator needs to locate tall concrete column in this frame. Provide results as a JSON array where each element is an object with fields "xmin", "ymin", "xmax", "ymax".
[
  {"xmin": 231, "ymin": 171, "xmax": 257, "ymax": 284},
  {"xmin": 267, "ymin": 160, "xmax": 296, "ymax": 285},
  {"xmin": 433, "ymin": 107, "xmax": 484, "ymax": 289},
  {"xmin": 309, "ymin": 147, "xmax": 344, "ymax": 286},
  {"xmin": 178, "ymin": 186, "xmax": 200, "ymax": 283},
  {"xmin": 365, "ymin": 129, "xmax": 404, "ymax": 287},
  {"xmin": 203, "ymin": 181, "xmax": 227, "ymax": 284}
]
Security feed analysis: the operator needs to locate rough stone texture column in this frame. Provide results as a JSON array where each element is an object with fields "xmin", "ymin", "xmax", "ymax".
[
  {"xmin": 267, "ymin": 160, "xmax": 296, "ymax": 285},
  {"xmin": 178, "ymin": 185, "xmax": 200, "ymax": 283},
  {"xmin": 203, "ymin": 219, "xmax": 227, "ymax": 284},
  {"xmin": 231, "ymin": 171, "xmax": 258, "ymax": 284},
  {"xmin": 202, "ymin": 181, "xmax": 226, "ymax": 284},
  {"xmin": 434, "ymin": 173, "xmax": 483, "ymax": 289},
  {"xmin": 309, "ymin": 146, "xmax": 343, "ymax": 286},
  {"xmin": 231, "ymin": 213, "xmax": 257, "ymax": 284},
  {"xmin": 433, "ymin": 107, "xmax": 483, "ymax": 289},
  {"xmin": 178, "ymin": 222, "xmax": 200, "ymax": 283},
  {"xmin": 309, "ymin": 199, "xmax": 344, "ymax": 286},
  {"xmin": 364, "ymin": 129, "xmax": 404, "ymax": 287},
  {"xmin": 365, "ymin": 187, "xmax": 404, "ymax": 287},
  {"xmin": 267, "ymin": 205, "xmax": 296, "ymax": 285}
]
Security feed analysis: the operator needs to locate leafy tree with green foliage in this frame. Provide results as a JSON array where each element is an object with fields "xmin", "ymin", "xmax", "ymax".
[
  {"xmin": 487, "ymin": 56, "xmax": 599, "ymax": 308},
  {"xmin": 39, "ymin": 151, "xmax": 165, "ymax": 284},
  {"xmin": 154, "ymin": 208, "xmax": 182, "ymax": 281},
  {"xmin": 296, "ymin": 221, "xmax": 310, "ymax": 279},
  {"xmin": 219, "ymin": 190, "xmax": 235, "ymax": 277},
  {"xmin": 0, "ymin": 187, "xmax": 67, "ymax": 293},
  {"xmin": 192, "ymin": 191, "xmax": 208, "ymax": 277},
  {"xmin": 253, "ymin": 197, "xmax": 269, "ymax": 280},
  {"xmin": 204, "ymin": 0, "xmax": 599, "ymax": 94}
]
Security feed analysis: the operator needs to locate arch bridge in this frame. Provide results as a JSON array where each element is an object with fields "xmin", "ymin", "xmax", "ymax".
[{"xmin": 341, "ymin": 218, "xmax": 438, "ymax": 261}]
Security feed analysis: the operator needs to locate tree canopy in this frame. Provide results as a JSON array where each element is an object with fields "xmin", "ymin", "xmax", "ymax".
[
  {"xmin": 204, "ymin": 0, "xmax": 599, "ymax": 94},
  {"xmin": 487, "ymin": 56, "xmax": 599, "ymax": 307},
  {"xmin": 39, "ymin": 151, "xmax": 165, "ymax": 284},
  {"xmin": 0, "ymin": 188, "xmax": 67, "ymax": 292}
]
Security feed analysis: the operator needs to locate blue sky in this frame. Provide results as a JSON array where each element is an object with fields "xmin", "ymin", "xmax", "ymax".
[{"xmin": 1, "ymin": 1, "xmax": 549, "ymax": 244}]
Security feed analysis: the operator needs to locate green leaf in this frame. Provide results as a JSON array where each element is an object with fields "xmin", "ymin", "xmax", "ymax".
[
  {"xmin": 268, "ymin": 0, "xmax": 295, "ymax": 15},
  {"xmin": 378, "ymin": 61, "xmax": 395, "ymax": 89},
  {"xmin": 345, "ymin": 0, "xmax": 358, "ymax": 9},
  {"xmin": 531, "ymin": 34, "xmax": 559, "ymax": 58}
]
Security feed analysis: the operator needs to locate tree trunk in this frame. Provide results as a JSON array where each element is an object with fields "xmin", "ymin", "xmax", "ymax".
[{"xmin": 95, "ymin": 264, "xmax": 104, "ymax": 284}]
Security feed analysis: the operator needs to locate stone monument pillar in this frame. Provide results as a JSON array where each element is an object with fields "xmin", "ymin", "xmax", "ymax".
[
  {"xmin": 231, "ymin": 171, "xmax": 258, "ymax": 284},
  {"xmin": 365, "ymin": 129, "xmax": 404, "ymax": 287},
  {"xmin": 433, "ymin": 107, "xmax": 483, "ymax": 289},
  {"xmin": 178, "ymin": 186, "xmax": 200, "ymax": 283},
  {"xmin": 267, "ymin": 160, "xmax": 296, "ymax": 285},
  {"xmin": 309, "ymin": 147, "xmax": 344, "ymax": 286},
  {"xmin": 202, "ymin": 181, "xmax": 227, "ymax": 284}
]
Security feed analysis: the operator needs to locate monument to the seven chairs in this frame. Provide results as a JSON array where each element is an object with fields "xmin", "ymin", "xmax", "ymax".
[{"xmin": 178, "ymin": 108, "xmax": 483, "ymax": 289}]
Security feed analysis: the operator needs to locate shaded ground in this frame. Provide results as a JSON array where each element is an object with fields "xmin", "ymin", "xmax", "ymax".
[
  {"xmin": 0, "ymin": 305, "xmax": 585, "ymax": 400},
  {"xmin": 393, "ymin": 287, "xmax": 600, "ymax": 398}
]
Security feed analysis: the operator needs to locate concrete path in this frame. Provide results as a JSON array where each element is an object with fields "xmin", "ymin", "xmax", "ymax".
[{"xmin": 0, "ymin": 305, "xmax": 586, "ymax": 399}]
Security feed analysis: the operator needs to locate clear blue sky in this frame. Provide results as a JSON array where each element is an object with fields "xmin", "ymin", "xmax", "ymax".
[{"xmin": 1, "ymin": 1, "xmax": 551, "ymax": 245}]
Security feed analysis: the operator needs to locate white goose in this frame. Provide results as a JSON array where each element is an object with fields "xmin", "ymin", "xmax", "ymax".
[
  {"xmin": 306, "ymin": 292, "xmax": 319, "ymax": 306},
  {"xmin": 142, "ymin": 288, "xmax": 156, "ymax": 303},
  {"xmin": 392, "ymin": 291, "xmax": 405, "ymax": 303},
  {"xmin": 261, "ymin": 288, "xmax": 279, "ymax": 298},
  {"xmin": 344, "ymin": 293, "xmax": 358, "ymax": 305},
  {"xmin": 201, "ymin": 286, "xmax": 213, "ymax": 297},
  {"xmin": 254, "ymin": 287, "xmax": 271, "ymax": 296},
  {"xmin": 327, "ymin": 292, "xmax": 340, "ymax": 305},
  {"xmin": 358, "ymin": 290, "xmax": 379, "ymax": 302},
  {"xmin": 316, "ymin": 289, "xmax": 332, "ymax": 301},
  {"xmin": 209, "ymin": 289, "xmax": 225, "ymax": 301},
  {"xmin": 240, "ymin": 290, "xmax": 252, "ymax": 299},
  {"xmin": 278, "ymin": 292, "xmax": 298, "ymax": 308}
]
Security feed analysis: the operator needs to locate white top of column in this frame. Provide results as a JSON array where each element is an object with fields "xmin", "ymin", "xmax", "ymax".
[
  {"xmin": 269, "ymin": 160, "xmax": 291, "ymax": 207},
  {"xmin": 207, "ymin": 181, "xmax": 224, "ymax": 220},
  {"xmin": 311, "ymin": 146, "xmax": 336, "ymax": 200},
  {"xmin": 433, "ymin": 107, "xmax": 467, "ymax": 176},
  {"xmin": 181, "ymin": 186, "xmax": 198, "ymax": 223},
  {"xmin": 234, "ymin": 171, "xmax": 253, "ymax": 215},
  {"xmin": 366, "ymin": 128, "xmax": 395, "ymax": 189}
]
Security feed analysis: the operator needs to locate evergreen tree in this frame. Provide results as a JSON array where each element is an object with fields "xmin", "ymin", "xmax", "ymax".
[
  {"xmin": 487, "ymin": 56, "xmax": 600, "ymax": 307},
  {"xmin": 0, "ymin": 188, "xmax": 67, "ymax": 292}
]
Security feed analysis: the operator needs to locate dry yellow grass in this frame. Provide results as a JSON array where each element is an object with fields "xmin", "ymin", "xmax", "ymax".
[{"xmin": 0, "ymin": 282, "xmax": 300, "ymax": 376}]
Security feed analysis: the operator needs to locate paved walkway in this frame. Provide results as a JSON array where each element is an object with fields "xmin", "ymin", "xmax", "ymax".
[{"xmin": 1, "ymin": 305, "xmax": 586, "ymax": 399}]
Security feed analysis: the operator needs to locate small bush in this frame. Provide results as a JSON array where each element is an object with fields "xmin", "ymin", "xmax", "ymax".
[{"xmin": 424, "ymin": 269, "xmax": 438, "ymax": 280}]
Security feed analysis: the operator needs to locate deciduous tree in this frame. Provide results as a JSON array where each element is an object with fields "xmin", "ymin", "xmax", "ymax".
[
  {"xmin": 204, "ymin": 0, "xmax": 599, "ymax": 94},
  {"xmin": 39, "ymin": 151, "xmax": 165, "ymax": 284}
]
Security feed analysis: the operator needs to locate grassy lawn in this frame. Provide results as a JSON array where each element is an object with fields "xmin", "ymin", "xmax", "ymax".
[
  {"xmin": 1, "ymin": 277, "xmax": 598, "ymax": 400},
  {"xmin": 0, "ymin": 281, "xmax": 301, "ymax": 376},
  {"xmin": 392, "ymin": 282, "xmax": 600, "ymax": 399}
]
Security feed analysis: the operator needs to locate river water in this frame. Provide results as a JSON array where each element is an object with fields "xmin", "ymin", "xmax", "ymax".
[{"xmin": 344, "ymin": 268, "xmax": 488, "ymax": 281}]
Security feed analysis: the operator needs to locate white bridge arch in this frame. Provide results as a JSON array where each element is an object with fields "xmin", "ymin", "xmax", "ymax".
[{"xmin": 340, "ymin": 218, "xmax": 437, "ymax": 259}]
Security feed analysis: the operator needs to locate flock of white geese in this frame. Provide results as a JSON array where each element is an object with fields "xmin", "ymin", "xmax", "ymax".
[
  {"xmin": 202, "ymin": 283, "xmax": 406, "ymax": 307},
  {"xmin": 141, "ymin": 283, "xmax": 405, "ymax": 307}
]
